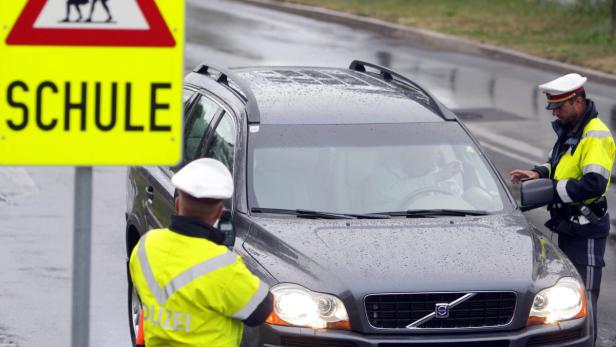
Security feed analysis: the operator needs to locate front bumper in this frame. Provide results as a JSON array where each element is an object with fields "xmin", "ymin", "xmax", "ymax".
[{"xmin": 245, "ymin": 317, "xmax": 590, "ymax": 347}]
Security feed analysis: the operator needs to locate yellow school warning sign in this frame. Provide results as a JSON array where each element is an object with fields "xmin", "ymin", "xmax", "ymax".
[{"xmin": 0, "ymin": 0, "xmax": 183, "ymax": 165}]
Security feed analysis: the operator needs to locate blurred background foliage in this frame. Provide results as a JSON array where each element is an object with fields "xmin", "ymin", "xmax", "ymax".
[{"xmin": 281, "ymin": 0, "xmax": 616, "ymax": 74}]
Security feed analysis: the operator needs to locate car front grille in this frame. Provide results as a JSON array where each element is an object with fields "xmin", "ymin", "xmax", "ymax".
[{"xmin": 365, "ymin": 292, "xmax": 516, "ymax": 329}]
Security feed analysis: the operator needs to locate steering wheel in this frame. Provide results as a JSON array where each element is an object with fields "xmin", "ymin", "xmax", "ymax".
[{"xmin": 399, "ymin": 186, "xmax": 454, "ymax": 209}]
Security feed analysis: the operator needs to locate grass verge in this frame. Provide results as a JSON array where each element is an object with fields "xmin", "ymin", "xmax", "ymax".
[{"xmin": 280, "ymin": 0, "xmax": 616, "ymax": 74}]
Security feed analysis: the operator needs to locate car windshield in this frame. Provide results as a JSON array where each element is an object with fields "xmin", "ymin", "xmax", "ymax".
[{"xmin": 248, "ymin": 122, "xmax": 511, "ymax": 215}]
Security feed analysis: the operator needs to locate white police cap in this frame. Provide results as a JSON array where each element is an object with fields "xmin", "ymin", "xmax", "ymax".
[
  {"xmin": 171, "ymin": 158, "xmax": 233, "ymax": 199},
  {"xmin": 538, "ymin": 73, "xmax": 587, "ymax": 110}
]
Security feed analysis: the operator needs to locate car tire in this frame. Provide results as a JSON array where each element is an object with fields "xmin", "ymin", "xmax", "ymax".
[{"xmin": 128, "ymin": 278, "xmax": 142, "ymax": 346}]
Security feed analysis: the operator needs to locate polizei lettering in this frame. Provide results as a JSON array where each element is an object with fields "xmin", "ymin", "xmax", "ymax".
[
  {"xmin": 143, "ymin": 304, "xmax": 191, "ymax": 332},
  {"xmin": 4, "ymin": 81, "xmax": 173, "ymax": 132}
]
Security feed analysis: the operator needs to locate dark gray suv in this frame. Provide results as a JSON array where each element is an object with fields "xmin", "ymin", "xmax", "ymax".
[{"xmin": 125, "ymin": 61, "xmax": 592, "ymax": 346}]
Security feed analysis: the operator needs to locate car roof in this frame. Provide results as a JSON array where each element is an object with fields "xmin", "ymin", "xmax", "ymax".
[
  {"xmin": 186, "ymin": 63, "xmax": 454, "ymax": 125},
  {"xmin": 229, "ymin": 67, "xmax": 445, "ymax": 125}
]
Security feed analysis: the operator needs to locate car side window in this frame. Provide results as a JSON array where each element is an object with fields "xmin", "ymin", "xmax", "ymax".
[
  {"xmin": 204, "ymin": 112, "xmax": 237, "ymax": 173},
  {"xmin": 183, "ymin": 96, "xmax": 222, "ymax": 164},
  {"xmin": 168, "ymin": 95, "xmax": 221, "ymax": 175}
]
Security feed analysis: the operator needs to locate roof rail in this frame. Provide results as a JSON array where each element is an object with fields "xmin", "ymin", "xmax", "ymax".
[
  {"xmin": 193, "ymin": 64, "xmax": 260, "ymax": 124},
  {"xmin": 349, "ymin": 60, "xmax": 449, "ymax": 119}
]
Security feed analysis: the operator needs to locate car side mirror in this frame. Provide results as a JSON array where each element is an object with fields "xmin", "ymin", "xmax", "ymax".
[
  {"xmin": 219, "ymin": 209, "xmax": 236, "ymax": 248},
  {"xmin": 520, "ymin": 178, "xmax": 554, "ymax": 211}
]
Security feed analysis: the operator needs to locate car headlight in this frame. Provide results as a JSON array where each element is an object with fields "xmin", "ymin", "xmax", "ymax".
[
  {"xmin": 266, "ymin": 283, "xmax": 350, "ymax": 330},
  {"xmin": 527, "ymin": 277, "xmax": 587, "ymax": 325}
]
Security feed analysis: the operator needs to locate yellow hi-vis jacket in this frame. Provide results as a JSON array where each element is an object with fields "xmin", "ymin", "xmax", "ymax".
[
  {"xmin": 536, "ymin": 116, "xmax": 615, "ymax": 205},
  {"xmin": 129, "ymin": 224, "xmax": 269, "ymax": 347}
]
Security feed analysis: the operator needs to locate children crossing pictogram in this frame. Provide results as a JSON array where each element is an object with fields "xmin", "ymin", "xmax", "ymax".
[{"xmin": 6, "ymin": 0, "xmax": 175, "ymax": 46}]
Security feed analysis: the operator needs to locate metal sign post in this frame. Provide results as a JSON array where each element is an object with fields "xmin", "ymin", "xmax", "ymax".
[{"xmin": 71, "ymin": 167, "xmax": 93, "ymax": 347}]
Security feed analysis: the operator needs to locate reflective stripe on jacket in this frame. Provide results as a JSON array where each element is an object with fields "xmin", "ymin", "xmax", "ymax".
[
  {"xmin": 129, "ymin": 228, "xmax": 269, "ymax": 347},
  {"xmin": 552, "ymin": 117, "xmax": 615, "ymax": 205}
]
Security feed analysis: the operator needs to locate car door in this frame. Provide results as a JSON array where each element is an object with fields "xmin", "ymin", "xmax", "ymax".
[
  {"xmin": 143, "ymin": 91, "xmax": 224, "ymax": 230},
  {"xmin": 200, "ymin": 109, "xmax": 243, "ymax": 245}
]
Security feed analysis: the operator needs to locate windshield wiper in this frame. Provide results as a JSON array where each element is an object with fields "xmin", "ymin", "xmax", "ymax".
[
  {"xmin": 250, "ymin": 208, "xmax": 391, "ymax": 220},
  {"xmin": 251, "ymin": 208, "xmax": 354, "ymax": 219},
  {"xmin": 380, "ymin": 209, "xmax": 490, "ymax": 217},
  {"xmin": 345, "ymin": 213, "xmax": 390, "ymax": 219}
]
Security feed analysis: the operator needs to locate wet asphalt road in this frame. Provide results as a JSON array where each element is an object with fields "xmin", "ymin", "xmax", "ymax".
[{"xmin": 1, "ymin": 0, "xmax": 616, "ymax": 345}]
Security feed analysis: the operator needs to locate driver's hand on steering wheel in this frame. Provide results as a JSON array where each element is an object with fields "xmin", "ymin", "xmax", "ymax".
[{"xmin": 435, "ymin": 160, "xmax": 463, "ymax": 182}]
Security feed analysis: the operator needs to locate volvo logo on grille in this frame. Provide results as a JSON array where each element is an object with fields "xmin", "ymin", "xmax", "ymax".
[
  {"xmin": 405, "ymin": 293, "xmax": 477, "ymax": 329},
  {"xmin": 435, "ymin": 303, "xmax": 450, "ymax": 318}
]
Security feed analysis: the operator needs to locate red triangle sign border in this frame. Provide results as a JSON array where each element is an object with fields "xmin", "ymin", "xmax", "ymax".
[{"xmin": 6, "ymin": 0, "xmax": 176, "ymax": 47}]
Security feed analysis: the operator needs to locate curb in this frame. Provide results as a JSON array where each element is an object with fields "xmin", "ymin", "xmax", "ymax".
[{"xmin": 232, "ymin": 0, "xmax": 616, "ymax": 87}]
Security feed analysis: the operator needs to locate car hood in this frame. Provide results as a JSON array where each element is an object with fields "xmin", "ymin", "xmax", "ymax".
[{"xmin": 242, "ymin": 213, "xmax": 577, "ymax": 297}]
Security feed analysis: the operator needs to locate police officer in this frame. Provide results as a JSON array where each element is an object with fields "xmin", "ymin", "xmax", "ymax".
[
  {"xmin": 129, "ymin": 158, "xmax": 273, "ymax": 347},
  {"xmin": 510, "ymin": 73, "xmax": 615, "ymax": 345}
]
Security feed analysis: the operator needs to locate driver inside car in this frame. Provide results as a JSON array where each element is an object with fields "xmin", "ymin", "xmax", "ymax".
[{"xmin": 363, "ymin": 147, "xmax": 463, "ymax": 212}]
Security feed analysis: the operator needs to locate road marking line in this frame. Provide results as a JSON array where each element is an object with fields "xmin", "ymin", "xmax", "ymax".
[
  {"xmin": 467, "ymin": 125, "xmax": 545, "ymax": 162},
  {"xmin": 478, "ymin": 141, "xmax": 536, "ymax": 166}
]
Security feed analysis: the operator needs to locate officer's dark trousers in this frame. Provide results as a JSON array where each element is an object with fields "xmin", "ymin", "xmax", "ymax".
[{"xmin": 575, "ymin": 264, "xmax": 602, "ymax": 346}]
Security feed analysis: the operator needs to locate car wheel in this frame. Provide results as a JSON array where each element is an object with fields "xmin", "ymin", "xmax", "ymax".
[{"xmin": 128, "ymin": 279, "xmax": 142, "ymax": 346}]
